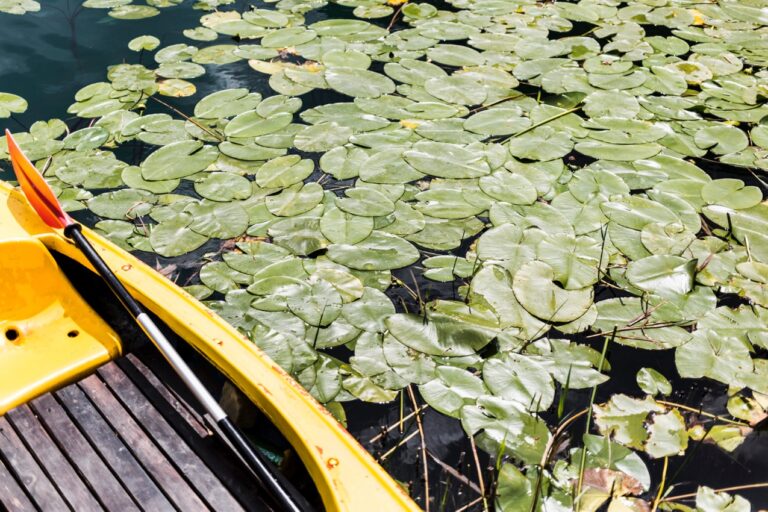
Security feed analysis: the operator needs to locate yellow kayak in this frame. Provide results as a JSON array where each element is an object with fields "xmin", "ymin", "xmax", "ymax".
[{"xmin": 0, "ymin": 178, "xmax": 419, "ymax": 511}]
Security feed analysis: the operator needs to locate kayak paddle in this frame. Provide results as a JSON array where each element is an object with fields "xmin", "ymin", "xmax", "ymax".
[{"xmin": 4, "ymin": 129, "xmax": 312, "ymax": 512}]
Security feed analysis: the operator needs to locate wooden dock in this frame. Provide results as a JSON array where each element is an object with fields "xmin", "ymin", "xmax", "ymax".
[{"xmin": 0, "ymin": 354, "xmax": 270, "ymax": 511}]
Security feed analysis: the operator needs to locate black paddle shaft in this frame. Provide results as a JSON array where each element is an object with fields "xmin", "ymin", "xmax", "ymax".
[{"xmin": 64, "ymin": 224, "xmax": 313, "ymax": 512}]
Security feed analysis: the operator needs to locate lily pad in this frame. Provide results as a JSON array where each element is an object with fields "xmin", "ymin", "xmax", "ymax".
[
  {"xmin": 0, "ymin": 92, "xmax": 28, "ymax": 118},
  {"xmin": 419, "ymin": 366, "xmax": 486, "ymax": 418},
  {"xmin": 325, "ymin": 67, "xmax": 396, "ymax": 99},
  {"xmin": 150, "ymin": 218, "xmax": 208, "ymax": 257},
  {"xmin": 141, "ymin": 140, "xmax": 218, "ymax": 180},
  {"xmin": 255, "ymin": 155, "xmax": 314, "ymax": 188},
  {"xmin": 327, "ymin": 231, "xmax": 419, "ymax": 271},
  {"xmin": 512, "ymin": 261, "xmax": 594, "ymax": 323}
]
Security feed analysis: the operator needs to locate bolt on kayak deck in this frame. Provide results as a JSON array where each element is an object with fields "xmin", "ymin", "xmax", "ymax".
[{"xmin": 0, "ymin": 352, "xmax": 270, "ymax": 511}]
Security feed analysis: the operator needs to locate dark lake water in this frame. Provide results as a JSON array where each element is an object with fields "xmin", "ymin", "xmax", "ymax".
[{"xmin": 2, "ymin": 2, "xmax": 768, "ymax": 510}]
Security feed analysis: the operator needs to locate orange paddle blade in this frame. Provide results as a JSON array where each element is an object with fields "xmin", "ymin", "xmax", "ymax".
[{"xmin": 5, "ymin": 129, "xmax": 72, "ymax": 229}]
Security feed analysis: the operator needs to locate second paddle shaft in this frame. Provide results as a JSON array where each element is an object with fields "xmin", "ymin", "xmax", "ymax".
[{"xmin": 64, "ymin": 223, "xmax": 311, "ymax": 512}]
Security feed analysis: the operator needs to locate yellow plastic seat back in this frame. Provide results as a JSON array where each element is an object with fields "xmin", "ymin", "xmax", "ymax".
[{"xmin": 0, "ymin": 239, "xmax": 120, "ymax": 413}]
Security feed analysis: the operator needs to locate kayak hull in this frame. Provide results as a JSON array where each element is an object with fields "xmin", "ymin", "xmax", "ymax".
[{"xmin": 0, "ymin": 181, "xmax": 420, "ymax": 512}]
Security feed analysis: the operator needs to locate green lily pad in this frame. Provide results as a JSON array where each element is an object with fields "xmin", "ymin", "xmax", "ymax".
[
  {"xmin": 512, "ymin": 261, "xmax": 594, "ymax": 323},
  {"xmin": 341, "ymin": 288, "xmax": 395, "ymax": 333},
  {"xmin": 288, "ymin": 279, "xmax": 343, "ymax": 327},
  {"xmin": 385, "ymin": 309, "xmax": 495, "ymax": 357},
  {"xmin": 694, "ymin": 125, "xmax": 749, "ymax": 155},
  {"xmin": 0, "ymin": 0, "xmax": 40, "ymax": 14},
  {"xmin": 256, "ymin": 155, "xmax": 313, "ymax": 188},
  {"xmin": 424, "ymin": 75, "xmax": 487, "ymax": 106},
  {"xmin": 464, "ymin": 108, "xmax": 531, "ymax": 137},
  {"xmin": 702, "ymin": 179, "xmax": 762, "ymax": 210},
  {"xmin": 194, "ymin": 172, "xmax": 252, "ymax": 201},
  {"xmin": 294, "ymin": 122, "xmax": 353, "ymax": 152},
  {"xmin": 186, "ymin": 200, "xmax": 249, "ymax": 239},
  {"xmin": 508, "ymin": 127, "xmax": 573, "ymax": 162},
  {"xmin": 150, "ymin": 218, "xmax": 208, "ymax": 257},
  {"xmin": 483, "ymin": 353, "xmax": 554, "ymax": 411},
  {"xmin": 404, "ymin": 141, "xmax": 490, "ymax": 178},
  {"xmin": 625, "ymin": 255, "xmax": 696, "ymax": 299},
  {"xmin": 336, "ymin": 188, "xmax": 395, "ymax": 218},
  {"xmin": 461, "ymin": 396, "xmax": 550, "ymax": 464},
  {"xmin": 419, "ymin": 366, "xmax": 486, "ymax": 418},
  {"xmin": 479, "ymin": 171, "xmax": 537, "ymax": 205},
  {"xmin": 194, "ymin": 88, "xmax": 262, "ymax": 119},
  {"xmin": 646, "ymin": 409, "xmax": 688, "ymax": 458},
  {"xmin": 141, "ymin": 140, "xmax": 218, "ymax": 180},
  {"xmin": 121, "ymin": 165, "xmax": 179, "ymax": 194},
  {"xmin": 224, "ymin": 110, "xmax": 293, "ymax": 138},
  {"xmin": 325, "ymin": 67, "xmax": 396, "ymax": 99},
  {"xmin": 266, "ymin": 182, "xmax": 324, "ymax": 217},
  {"xmin": 636, "ymin": 367, "xmax": 672, "ymax": 396},
  {"xmin": 128, "ymin": 35, "xmax": 161, "ymax": 52},
  {"xmin": 0, "ymin": 92, "xmax": 28, "ymax": 118},
  {"xmin": 327, "ymin": 231, "xmax": 419, "ymax": 271},
  {"xmin": 109, "ymin": 5, "xmax": 159, "ymax": 19},
  {"xmin": 88, "ymin": 189, "xmax": 156, "ymax": 220}
]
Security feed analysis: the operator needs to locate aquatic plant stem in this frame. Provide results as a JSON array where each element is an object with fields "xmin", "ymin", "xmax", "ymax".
[
  {"xmin": 470, "ymin": 93, "xmax": 526, "ymax": 113},
  {"xmin": 8, "ymin": 114, "xmax": 28, "ymax": 131},
  {"xmin": 408, "ymin": 385, "xmax": 430, "ymax": 512},
  {"xmin": 456, "ymin": 496, "xmax": 485, "ymax": 512},
  {"xmin": 149, "ymin": 96, "xmax": 224, "ymax": 141},
  {"xmin": 400, "ymin": 390, "xmax": 405, "ymax": 434},
  {"xmin": 387, "ymin": 4, "xmax": 404, "ymax": 31},
  {"xmin": 575, "ymin": 328, "xmax": 613, "ymax": 509},
  {"xmin": 427, "ymin": 451, "xmax": 482, "ymax": 495},
  {"xmin": 662, "ymin": 482, "xmax": 768, "ymax": 502},
  {"xmin": 369, "ymin": 404, "xmax": 430, "ymax": 444},
  {"xmin": 541, "ymin": 409, "xmax": 590, "ymax": 468},
  {"xmin": 657, "ymin": 401, "xmax": 749, "ymax": 427},
  {"xmin": 468, "ymin": 435, "xmax": 488, "ymax": 512},
  {"xmin": 498, "ymin": 106, "xmax": 581, "ymax": 143},
  {"xmin": 378, "ymin": 430, "xmax": 419, "ymax": 461},
  {"xmin": 651, "ymin": 457, "xmax": 669, "ymax": 511}
]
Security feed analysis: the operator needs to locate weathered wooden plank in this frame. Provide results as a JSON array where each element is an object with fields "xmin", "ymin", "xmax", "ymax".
[
  {"xmin": 0, "ymin": 416, "xmax": 69, "ymax": 510},
  {"xmin": 126, "ymin": 353, "xmax": 209, "ymax": 437},
  {"xmin": 118, "ymin": 356, "xmax": 268, "ymax": 510},
  {"xmin": 5, "ymin": 405, "xmax": 103, "ymax": 511},
  {"xmin": 100, "ymin": 361, "xmax": 254, "ymax": 511},
  {"xmin": 0, "ymin": 454, "xmax": 36, "ymax": 511},
  {"xmin": 78, "ymin": 373, "xmax": 210, "ymax": 511},
  {"xmin": 29, "ymin": 393, "xmax": 140, "ymax": 512},
  {"xmin": 54, "ymin": 384, "xmax": 175, "ymax": 512}
]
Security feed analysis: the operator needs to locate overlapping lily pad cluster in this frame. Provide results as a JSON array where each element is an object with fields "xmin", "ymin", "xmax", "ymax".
[{"xmin": 3, "ymin": 0, "xmax": 768, "ymax": 509}]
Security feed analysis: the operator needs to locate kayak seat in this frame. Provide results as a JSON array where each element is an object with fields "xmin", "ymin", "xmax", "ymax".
[{"xmin": 0, "ymin": 239, "xmax": 121, "ymax": 414}]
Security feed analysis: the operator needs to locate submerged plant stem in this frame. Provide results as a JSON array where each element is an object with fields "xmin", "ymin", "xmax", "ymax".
[
  {"xmin": 408, "ymin": 385, "xmax": 430, "ymax": 512},
  {"xmin": 468, "ymin": 435, "xmax": 488, "ymax": 512},
  {"xmin": 652, "ymin": 457, "xmax": 669, "ymax": 511},
  {"xmin": 456, "ymin": 496, "xmax": 484, "ymax": 512},
  {"xmin": 369, "ymin": 404, "xmax": 431, "ymax": 444},
  {"xmin": 378, "ymin": 430, "xmax": 419, "ymax": 461},
  {"xmin": 575, "ymin": 328, "xmax": 613, "ymax": 509}
]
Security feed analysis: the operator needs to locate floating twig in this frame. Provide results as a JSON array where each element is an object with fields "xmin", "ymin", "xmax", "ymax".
[{"xmin": 149, "ymin": 95, "xmax": 225, "ymax": 141}]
